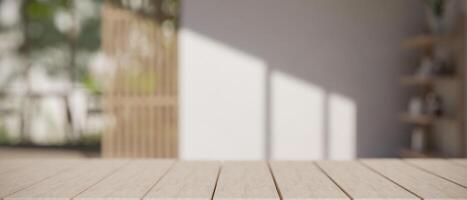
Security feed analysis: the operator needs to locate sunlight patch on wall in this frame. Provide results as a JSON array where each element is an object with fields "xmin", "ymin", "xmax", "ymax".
[
  {"xmin": 328, "ymin": 93, "xmax": 357, "ymax": 160},
  {"xmin": 271, "ymin": 71, "xmax": 325, "ymax": 160},
  {"xmin": 179, "ymin": 29, "xmax": 266, "ymax": 160}
]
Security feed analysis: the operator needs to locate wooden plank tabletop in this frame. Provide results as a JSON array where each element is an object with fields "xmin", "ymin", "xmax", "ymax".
[{"xmin": 1, "ymin": 159, "xmax": 467, "ymax": 200}]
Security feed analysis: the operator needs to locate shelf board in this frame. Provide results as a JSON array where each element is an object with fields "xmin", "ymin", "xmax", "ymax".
[
  {"xmin": 400, "ymin": 149, "xmax": 441, "ymax": 158},
  {"xmin": 402, "ymin": 35, "xmax": 450, "ymax": 49},
  {"xmin": 400, "ymin": 113, "xmax": 457, "ymax": 126},
  {"xmin": 400, "ymin": 76, "xmax": 459, "ymax": 86}
]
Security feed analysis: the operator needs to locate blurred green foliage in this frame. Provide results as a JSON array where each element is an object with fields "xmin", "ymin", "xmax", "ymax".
[
  {"xmin": 82, "ymin": 73, "xmax": 101, "ymax": 95},
  {"xmin": 425, "ymin": 0, "xmax": 445, "ymax": 17},
  {"xmin": 23, "ymin": 0, "xmax": 102, "ymax": 86},
  {"xmin": 80, "ymin": 131, "xmax": 102, "ymax": 146},
  {"xmin": 0, "ymin": 124, "xmax": 9, "ymax": 145}
]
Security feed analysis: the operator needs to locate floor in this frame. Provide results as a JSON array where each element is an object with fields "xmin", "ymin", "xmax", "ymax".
[{"xmin": 1, "ymin": 159, "xmax": 467, "ymax": 200}]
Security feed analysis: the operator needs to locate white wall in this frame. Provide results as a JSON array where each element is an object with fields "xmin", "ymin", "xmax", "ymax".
[{"xmin": 180, "ymin": 0, "xmax": 425, "ymax": 160}]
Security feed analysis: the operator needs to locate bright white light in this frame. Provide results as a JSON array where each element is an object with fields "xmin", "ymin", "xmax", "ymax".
[
  {"xmin": 74, "ymin": 0, "xmax": 97, "ymax": 21},
  {"xmin": 54, "ymin": 9, "xmax": 74, "ymax": 34},
  {"xmin": 271, "ymin": 71, "xmax": 325, "ymax": 160},
  {"xmin": 328, "ymin": 93, "xmax": 357, "ymax": 160},
  {"xmin": 179, "ymin": 29, "xmax": 266, "ymax": 160},
  {"xmin": 0, "ymin": 0, "xmax": 21, "ymax": 27}
]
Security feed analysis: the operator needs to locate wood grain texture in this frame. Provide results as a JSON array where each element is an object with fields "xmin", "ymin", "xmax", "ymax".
[
  {"xmin": 406, "ymin": 159, "xmax": 467, "ymax": 188},
  {"xmin": 75, "ymin": 160, "xmax": 174, "ymax": 200},
  {"xmin": 362, "ymin": 159, "xmax": 467, "ymax": 200},
  {"xmin": 213, "ymin": 161, "xmax": 279, "ymax": 200},
  {"xmin": 451, "ymin": 159, "xmax": 467, "ymax": 167},
  {"xmin": 144, "ymin": 161, "xmax": 220, "ymax": 200},
  {"xmin": 270, "ymin": 161, "xmax": 349, "ymax": 200},
  {"xmin": 0, "ymin": 159, "xmax": 37, "ymax": 175},
  {"xmin": 0, "ymin": 159, "xmax": 82, "ymax": 198},
  {"xmin": 317, "ymin": 161, "xmax": 417, "ymax": 200},
  {"xmin": 5, "ymin": 159, "xmax": 127, "ymax": 200}
]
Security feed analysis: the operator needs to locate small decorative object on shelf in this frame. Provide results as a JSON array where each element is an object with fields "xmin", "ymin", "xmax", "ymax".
[
  {"xmin": 425, "ymin": 92, "xmax": 443, "ymax": 117},
  {"xmin": 407, "ymin": 92, "xmax": 443, "ymax": 118},
  {"xmin": 416, "ymin": 57, "xmax": 435, "ymax": 78},
  {"xmin": 408, "ymin": 97, "xmax": 424, "ymax": 116},
  {"xmin": 411, "ymin": 128, "xmax": 426, "ymax": 152},
  {"xmin": 424, "ymin": 0, "xmax": 460, "ymax": 34}
]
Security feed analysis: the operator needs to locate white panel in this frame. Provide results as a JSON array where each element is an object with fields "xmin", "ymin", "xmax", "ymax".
[
  {"xmin": 179, "ymin": 29, "xmax": 266, "ymax": 160},
  {"xmin": 329, "ymin": 93, "xmax": 357, "ymax": 160},
  {"xmin": 271, "ymin": 72, "xmax": 325, "ymax": 160}
]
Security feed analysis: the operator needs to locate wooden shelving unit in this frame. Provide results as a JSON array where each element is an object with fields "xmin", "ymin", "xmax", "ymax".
[
  {"xmin": 400, "ymin": 148, "xmax": 441, "ymax": 158},
  {"xmin": 400, "ymin": 76, "xmax": 459, "ymax": 86},
  {"xmin": 400, "ymin": 113, "xmax": 458, "ymax": 126},
  {"xmin": 400, "ymin": 17, "xmax": 465, "ymax": 158}
]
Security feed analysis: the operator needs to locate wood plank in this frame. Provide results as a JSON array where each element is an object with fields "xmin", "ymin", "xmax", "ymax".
[
  {"xmin": 0, "ymin": 159, "xmax": 82, "ymax": 198},
  {"xmin": 75, "ymin": 160, "xmax": 173, "ymax": 200},
  {"xmin": 406, "ymin": 159, "xmax": 467, "ymax": 188},
  {"xmin": 144, "ymin": 161, "xmax": 220, "ymax": 200},
  {"xmin": 0, "ymin": 159, "xmax": 37, "ymax": 175},
  {"xmin": 5, "ymin": 159, "xmax": 127, "ymax": 200},
  {"xmin": 270, "ymin": 161, "xmax": 349, "ymax": 200},
  {"xmin": 316, "ymin": 161, "xmax": 418, "ymax": 200},
  {"xmin": 451, "ymin": 159, "xmax": 467, "ymax": 167},
  {"xmin": 362, "ymin": 159, "xmax": 467, "ymax": 200},
  {"xmin": 213, "ymin": 161, "xmax": 279, "ymax": 200}
]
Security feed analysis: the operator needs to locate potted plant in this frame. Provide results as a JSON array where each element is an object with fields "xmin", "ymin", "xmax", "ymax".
[{"xmin": 425, "ymin": 0, "xmax": 461, "ymax": 34}]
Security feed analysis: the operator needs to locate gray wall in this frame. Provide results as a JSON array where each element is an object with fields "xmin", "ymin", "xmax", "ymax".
[{"xmin": 179, "ymin": 0, "xmax": 425, "ymax": 159}]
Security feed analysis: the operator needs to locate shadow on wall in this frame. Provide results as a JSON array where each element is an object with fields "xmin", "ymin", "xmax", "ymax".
[{"xmin": 179, "ymin": 0, "xmax": 426, "ymax": 160}]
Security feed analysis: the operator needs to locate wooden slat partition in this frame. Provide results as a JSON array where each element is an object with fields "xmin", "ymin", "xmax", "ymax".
[{"xmin": 101, "ymin": 2, "xmax": 178, "ymax": 158}]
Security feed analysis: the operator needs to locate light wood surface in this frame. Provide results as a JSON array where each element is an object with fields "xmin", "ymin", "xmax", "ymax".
[
  {"xmin": 1, "ymin": 159, "xmax": 467, "ymax": 200},
  {"xmin": 316, "ymin": 161, "xmax": 418, "ymax": 200},
  {"xmin": 5, "ymin": 160, "xmax": 127, "ymax": 200},
  {"xmin": 144, "ymin": 161, "xmax": 220, "ymax": 200},
  {"xmin": 0, "ymin": 159, "xmax": 37, "ymax": 175},
  {"xmin": 214, "ymin": 161, "xmax": 280, "ymax": 200},
  {"xmin": 405, "ymin": 159, "xmax": 467, "ymax": 188},
  {"xmin": 0, "ymin": 159, "xmax": 82, "ymax": 198},
  {"xmin": 270, "ymin": 161, "xmax": 349, "ymax": 200},
  {"xmin": 75, "ymin": 160, "xmax": 174, "ymax": 200},
  {"xmin": 451, "ymin": 159, "xmax": 467, "ymax": 167},
  {"xmin": 362, "ymin": 159, "xmax": 467, "ymax": 200}
]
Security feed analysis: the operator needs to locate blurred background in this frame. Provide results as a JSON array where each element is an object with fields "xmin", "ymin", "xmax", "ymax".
[{"xmin": 0, "ymin": 0, "xmax": 465, "ymax": 160}]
